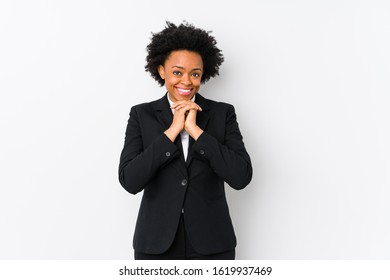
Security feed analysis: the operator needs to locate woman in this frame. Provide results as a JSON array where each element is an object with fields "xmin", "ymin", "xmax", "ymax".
[{"xmin": 118, "ymin": 22, "xmax": 252, "ymax": 260}]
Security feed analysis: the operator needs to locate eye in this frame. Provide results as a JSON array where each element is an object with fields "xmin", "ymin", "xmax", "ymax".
[
  {"xmin": 192, "ymin": 72, "xmax": 201, "ymax": 77},
  {"xmin": 173, "ymin": 71, "xmax": 182, "ymax": 76}
]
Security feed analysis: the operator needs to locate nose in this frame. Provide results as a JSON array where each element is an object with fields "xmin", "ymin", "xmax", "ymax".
[{"xmin": 180, "ymin": 73, "xmax": 192, "ymax": 86}]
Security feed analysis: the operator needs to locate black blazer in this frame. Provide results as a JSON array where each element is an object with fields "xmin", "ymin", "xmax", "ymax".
[{"xmin": 118, "ymin": 93, "xmax": 252, "ymax": 255}]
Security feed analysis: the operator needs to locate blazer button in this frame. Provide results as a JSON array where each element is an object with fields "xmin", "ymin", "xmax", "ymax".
[
  {"xmin": 199, "ymin": 149, "xmax": 205, "ymax": 155},
  {"xmin": 165, "ymin": 152, "xmax": 171, "ymax": 157},
  {"xmin": 181, "ymin": 179, "xmax": 187, "ymax": 186}
]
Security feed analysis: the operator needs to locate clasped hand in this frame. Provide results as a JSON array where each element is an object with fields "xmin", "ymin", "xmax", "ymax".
[{"xmin": 164, "ymin": 100, "xmax": 203, "ymax": 142}]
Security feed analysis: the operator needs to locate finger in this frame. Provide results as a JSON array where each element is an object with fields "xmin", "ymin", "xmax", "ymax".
[
  {"xmin": 173, "ymin": 104, "xmax": 202, "ymax": 112},
  {"xmin": 172, "ymin": 100, "xmax": 194, "ymax": 106},
  {"xmin": 171, "ymin": 101, "xmax": 202, "ymax": 111}
]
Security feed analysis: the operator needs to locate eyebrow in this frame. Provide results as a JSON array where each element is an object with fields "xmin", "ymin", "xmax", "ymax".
[{"xmin": 172, "ymin": 66, "xmax": 202, "ymax": 71}]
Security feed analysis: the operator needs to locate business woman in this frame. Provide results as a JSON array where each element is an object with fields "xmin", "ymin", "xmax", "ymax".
[{"xmin": 118, "ymin": 22, "xmax": 252, "ymax": 260}]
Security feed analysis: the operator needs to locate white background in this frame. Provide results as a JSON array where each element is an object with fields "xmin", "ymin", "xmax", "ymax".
[{"xmin": 1, "ymin": 0, "xmax": 389, "ymax": 259}]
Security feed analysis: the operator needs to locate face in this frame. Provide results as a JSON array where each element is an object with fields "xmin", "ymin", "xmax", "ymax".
[{"xmin": 158, "ymin": 50, "xmax": 203, "ymax": 102}]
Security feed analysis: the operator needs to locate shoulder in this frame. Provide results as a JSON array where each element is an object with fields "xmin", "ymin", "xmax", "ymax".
[
  {"xmin": 197, "ymin": 94, "xmax": 235, "ymax": 112},
  {"xmin": 129, "ymin": 95, "xmax": 167, "ymax": 113}
]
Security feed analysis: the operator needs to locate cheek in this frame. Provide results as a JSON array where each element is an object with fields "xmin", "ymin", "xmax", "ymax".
[{"xmin": 166, "ymin": 76, "xmax": 179, "ymax": 86}]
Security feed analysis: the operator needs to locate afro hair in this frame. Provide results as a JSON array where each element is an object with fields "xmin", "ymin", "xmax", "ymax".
[{"xmin": 145, "ymin": 21, "xmax": 224, "ymax": 86}]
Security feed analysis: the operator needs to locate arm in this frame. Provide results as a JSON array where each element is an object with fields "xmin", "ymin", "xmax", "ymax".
[
  {"xmin": 190, "ymin": 105, "xmax": 253, "ymax": 190},
  {"xmin": 118, "ymin": 106, "xmax": 180, "ymax": 194}
]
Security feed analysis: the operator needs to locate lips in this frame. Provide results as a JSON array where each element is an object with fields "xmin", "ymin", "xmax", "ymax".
[{"xmin": 175, "ymin": 87, "xmax": 192, "ymax": 95}]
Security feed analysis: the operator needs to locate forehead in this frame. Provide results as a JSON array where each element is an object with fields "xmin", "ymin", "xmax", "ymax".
[{"xmin": 164, "ymin": 50, "xmax": 203, "ymax": 68}]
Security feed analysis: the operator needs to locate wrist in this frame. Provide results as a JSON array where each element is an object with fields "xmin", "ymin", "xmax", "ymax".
[
  {"xmin": 164, "ymin": 126, "xmax": 181, "ymax": 142},
  {"xmin": 186, "ymin": 125, "xmax": 203, "ymax": 140}
]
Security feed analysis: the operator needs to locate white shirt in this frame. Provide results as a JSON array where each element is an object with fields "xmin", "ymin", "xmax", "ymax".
[{"xmin": 167, "ymin": 94, "xmax": 195, "ymax": 161}]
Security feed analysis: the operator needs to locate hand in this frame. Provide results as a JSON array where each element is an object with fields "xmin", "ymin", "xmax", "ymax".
[
  {"xmin": 164, "ymin": 100, "xmax": 203, "ymax": 142},
  {"xmin": 184, "ymin": 109, "xmax": 203, "ymax": 140}
]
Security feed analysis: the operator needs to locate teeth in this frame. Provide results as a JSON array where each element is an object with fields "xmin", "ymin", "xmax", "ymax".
[{"xmin": 177, "ymin": 88, "xmax": 191, "ymax": 93}]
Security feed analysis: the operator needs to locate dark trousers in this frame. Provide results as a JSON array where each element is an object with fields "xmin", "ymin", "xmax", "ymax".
[{"xmin": 134, "ymin": 214, "xmax": 235, "ymax": 260}]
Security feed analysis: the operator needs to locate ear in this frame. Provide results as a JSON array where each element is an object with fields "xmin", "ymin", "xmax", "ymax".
[{"xmin": 157, "ymin": 65, "xmax": 165, "ymax": 80}]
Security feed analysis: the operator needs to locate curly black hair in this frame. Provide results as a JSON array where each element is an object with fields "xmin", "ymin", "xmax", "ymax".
[{"xmin": 145, "ymin": 21, "xmax": 224, "ymax": 86}]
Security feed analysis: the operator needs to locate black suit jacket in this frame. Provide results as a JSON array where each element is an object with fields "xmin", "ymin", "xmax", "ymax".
[{"xmin": 118, "ymin": 93, "xmax": 252, "ymax": 255}]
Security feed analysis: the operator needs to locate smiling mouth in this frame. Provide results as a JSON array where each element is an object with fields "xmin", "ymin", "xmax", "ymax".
[{"xmin": 176, "ymin": 87, "xmax": 192, "ymax": 95}]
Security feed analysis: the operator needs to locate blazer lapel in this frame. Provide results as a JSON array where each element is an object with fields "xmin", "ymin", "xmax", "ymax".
[
  {"xmin": 186, "ymin": 93, "xmax": 210, "ymax": 167},
  {"xmin": 194, "ymin": 93, "xmax": 210, "ymax": 131},
  {"xmin": 152, "ymin": 94, "xmax": 173, "ymax": 130}
]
